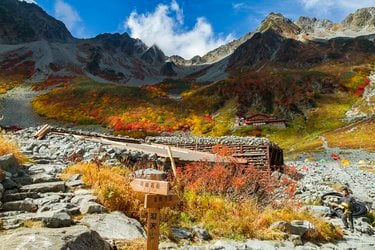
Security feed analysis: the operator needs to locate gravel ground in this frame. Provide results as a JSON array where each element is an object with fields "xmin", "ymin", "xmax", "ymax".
[{"xmin": 0, "ymin": 85, "xmax": 49, "ymax": 127}]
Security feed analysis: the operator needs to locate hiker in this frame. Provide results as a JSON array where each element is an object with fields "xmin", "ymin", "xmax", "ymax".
[{"xmin": 330, "ymin": 186, "xmax": 355, "ymax": 232}]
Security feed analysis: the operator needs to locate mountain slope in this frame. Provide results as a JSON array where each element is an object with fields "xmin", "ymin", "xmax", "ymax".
[{"xmin": 0, "ymin": 0, "xmax": 73, "ymax": 44}]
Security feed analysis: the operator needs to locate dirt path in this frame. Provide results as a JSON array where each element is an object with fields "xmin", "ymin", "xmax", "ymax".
[{"xmin": 0, "ymin": 85, "xmax": 50, "ymax": 127}]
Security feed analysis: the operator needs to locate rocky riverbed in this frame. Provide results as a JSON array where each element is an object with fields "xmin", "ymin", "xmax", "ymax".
[{"xmin": 0, "ymin": 126, "xmax": 375, "ymax": 249}]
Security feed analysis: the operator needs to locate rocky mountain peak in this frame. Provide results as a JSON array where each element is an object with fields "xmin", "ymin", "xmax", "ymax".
[
  {"xmin": 141, "ymin": 44, "xmax": 166, "ymax": 65},
  {"xmin": 295, "ymin": 17, "xmax": 334, "ymax": 33},
  {"xmin": 257, "ymin": 12, "xmax": 301, "ymax": 38},
  {"xmin": 0, "ymin": 0, "xmax": 73, "ymax": 44},
  {"xmin": 342, "ymin": 7, "xmax": 375, "ymax": 32}
]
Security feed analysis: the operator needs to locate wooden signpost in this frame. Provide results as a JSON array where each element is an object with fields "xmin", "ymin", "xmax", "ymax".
[
  {"xmin": 130, "ymin": 179, "xmax": 169, "ymax": 195},
  {"xmin": 130, "ymin": 177, "xmax": 179, "ymax": 250}
]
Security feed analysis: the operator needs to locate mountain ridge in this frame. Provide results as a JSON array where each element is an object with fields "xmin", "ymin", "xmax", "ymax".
[{"xmin": 0, "ymin": 0, "xmax": 374, "ymax": 85}]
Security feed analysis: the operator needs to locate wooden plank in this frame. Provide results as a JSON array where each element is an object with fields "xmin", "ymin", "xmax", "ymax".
[
  {"xmin": 166, "ymin": 146, "xmax": 177, "ymax": 178},
  {"xmin": 144, "ymin": 194, "xmax": 179, "ymax": 209},
  {"xmin": 34, "ymin": 124, "xmax": 50, "ymax": 140},
  {"xmin": 146, "ymin": 208, "xmax": 160, "ymax": 250},
  {"xmin": 130, "ymin": 179, "xmax": 169, "ymax": 195}
]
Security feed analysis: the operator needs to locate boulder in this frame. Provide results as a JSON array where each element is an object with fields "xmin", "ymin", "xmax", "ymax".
[
  {"xmin": 28, "ymin": 165, "xmax": 65, "ymax": 175},
  {"xmin": 81, "ymin": 211, "xmax": 146, "ymax": 240},
  {"xmin": 38, "ymin": 202, "xmax": 79, "ymax": 215},
  {"xmin": 1, "ymin": 199, "xmax": 37, "ymax": 212},
  {"xmin": 12, "ymin": 175, "xmax": 33, "ymax": 185},
  {"xmin": 71, "ymin": 195, "xmax": 97, "ymax": 205},
  {"xmin": 269, "ymin": 220, "xmax": 315, "ymax": 237},
  {"xmin": 20, "ymin": 181, "xmax": 65, "ymax": 193},
  {"xmin": 0, "ymin": 225, "xmax": 112, "ymax": 249},
  {"xmin": 289, "ymin": 234, "xmax": 303, "ymax": 246},
  {"xmin": 65, "ymin": 180, "xmax": 85, "ymax": 188},
  {"xmin": 2, "ymin": 191, "xmax": 40, "ymax": 202},
  {"xmin": 170, "ymin": 227, "xmax": 192, "ymax": 241},
  {"xmin": 79, "ymin": 202, "xmax": 107, "ymax": 214},
  {"xmin": 0, "ymin": 154, "xmax": 20, "ymax": 175},
  {"xmin": 31, "ymin": 173, "xmax": 59, "ymax": 183},
  {"xmin": 0, "ymin": 183, "xmax": 4, "ymax": 199},
  {"xmin": 303, "ymin": 205, "xmax": 332, "ymax": 217},
  {"xmin": 42, "ymin": 212, "xmax": 73, "ymax": 228},
  {"xmin": 2, "ymin": 177, "xmax": 18, "ymax": 190},
  {"xmin": 192, "ymin": 225, "xmax": 211, "ymax": 241}
]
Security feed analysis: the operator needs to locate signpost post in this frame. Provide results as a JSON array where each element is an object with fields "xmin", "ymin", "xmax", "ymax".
[{"xmin": 130, "ymin": 176, "xmax": 179, "ymax": 250}]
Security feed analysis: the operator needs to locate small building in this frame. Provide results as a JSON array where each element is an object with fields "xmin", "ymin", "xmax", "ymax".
[{"xmin": 239, "ymin": 114, "xmax": 286, "ymax": 129}]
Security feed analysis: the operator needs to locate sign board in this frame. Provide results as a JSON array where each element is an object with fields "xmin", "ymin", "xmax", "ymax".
[
  {"xmin": 130, "ymin": 178, "xmax": 169, "ymax": 195},
  {"xmin": 144, "ymin": 194, "xmax": 179, "ymax": 209},
  {"xmin": 146, "ymin": 208, "xmax": 160, "ymax": 250}
]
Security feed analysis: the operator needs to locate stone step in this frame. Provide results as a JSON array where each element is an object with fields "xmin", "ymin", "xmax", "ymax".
[
  {"xmin": 0, "ymin": 211, "xmax": 25, "ymax": 218},
  {"xmin": 1, "ymin": 200, "xmax": 37, "ymax": 212},
  {"xmin": 12, "ymin": 176, "xmax": 33, "ymax": 185},
  {"xmin": 20, "ymin": 181, "xmax": 65, "ymax": 193},
  {"xmin": 28, "ymin": 164, "xmax": 65, "ymax": 175},
  {"xmin": 30, "ymin": 173, "xmax": 59, "ymax": 184},
  {"xmin": 2, "ymin": 191, "xmax": 40, "ymax": 202}
]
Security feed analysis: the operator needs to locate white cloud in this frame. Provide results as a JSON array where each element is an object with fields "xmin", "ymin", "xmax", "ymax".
[
  {"xmin": 54, "ymin": 0, "xmax": 87, "ymax": 38},
  {"xmin": 233, "ymin": 3, "xmax": 246, "ymax": 10},
  {"xmin": 299, "ymin": 0, "xmax": 375, "ymax": 15},
  {"xmin": 18, "ymin": 0, "xmax": 37, "ymax": 4},
  {"xmin": 125, "ymin": 1, "xmax": 234, "ymax": 59}
]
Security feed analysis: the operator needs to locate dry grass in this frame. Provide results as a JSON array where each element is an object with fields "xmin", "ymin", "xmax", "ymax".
[
  {"xmin": 325, "ymin": 119, "xmax": 375, "ymax": 151},
  {"xmin": 0, "ymin": 136, "xmax": 28, "ymax": 163},
  {"xmin": 359, "ymin": 166, "xmax": 375, "ymax": 174},
  {"xmin": 63, "ymin": 163, "xmax": 342, "ymax": 242},
  {"xmin": 162, "ymin": 191, "xmax": 342, "ymax": 241},
  {"xmin": 61, "ymin": 162, "xmax": 146, "ymax": 221},
  {"xmin": 116, "ymin": 239, "xmax": 146, "ymax": 250},
  {"xmin": 23, "ymin": 220, "xmax": 43, "ymax": 228}
]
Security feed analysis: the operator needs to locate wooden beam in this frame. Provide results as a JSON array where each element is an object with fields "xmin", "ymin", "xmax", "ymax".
[{"xmin": 166, "ymin": 146, "xmax": 177, "ymax": 178}]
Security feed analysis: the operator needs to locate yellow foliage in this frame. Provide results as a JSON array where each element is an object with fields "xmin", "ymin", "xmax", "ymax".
[
  {"xmin": 62, "ymin": 164, "xmax": 341, "ymax": 242},
  {"xmin": 61, "ymin": 163, "xmax": 145, "ymax": 221},
  {"xmin": 162, "ymin": 191, "xmax": 341, "ymax": 241},
  {"xmin": 0, "ymin": 136, "xmax": 28, "ymax": 163},
  {"xmin": 116, "ymin": 239, "xmax": 146, "ymax": 250}
]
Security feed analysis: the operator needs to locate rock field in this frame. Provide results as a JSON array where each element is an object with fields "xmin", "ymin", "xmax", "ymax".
[{"xmin": 0, "ymin": 126, "xmax": 374, "ymax": 249}]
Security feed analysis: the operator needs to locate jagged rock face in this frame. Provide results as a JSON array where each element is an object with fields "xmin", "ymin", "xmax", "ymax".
[
  {"xmin": 0, "ymin": 0, "xmax": 73, "ymax": 44},
  {"xmin": 92, "ymin": 33, "xmax": 148, "ymax": 56},
  {"xmin": 257, "ymin": 13, "xmax": 301, "ymax": 38},
  {"xmin": 295, "ymin": 17, "xmax": 334, "ymax": 34},
  {"xmin": 228, "ymin": 29, "xmax": 375, "ymax": 71},
  {"xmin": 141, "ymin": 45, "xmax": 166, "ymax": 65},
  {"xmin": 160, "ymin": 62, "xmax": 177, "ymax": 76},
  {"xmin": 342, "ymin": 7, "xmax": 375, "ymax": 32},
  {"xmin": 228, "ymin": 30, "xmax": 284, "ymax": 70}
]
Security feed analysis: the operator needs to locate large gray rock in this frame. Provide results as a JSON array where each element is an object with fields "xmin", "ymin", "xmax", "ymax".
[
  {"xmin": 42, "ymin": 212, "xmax": 73, "ymax": 228},
  {"xmin": 2, "ymin": 177, "xmax": 18, "ymax": 190},
  {"xmin": 71, "ymin": 194, "xmax": 97, "ymax": 205},
  {"xmin": 2, "ymin": 191, "xmax": 40, "ymax": 202},
  {"xmin": 0, "ymin": 183, "xmax": 4, "ymax": 199},
  {"xmin": 28, "ymin": 164, "xmax": 65, "ymax": 175},
  {"xmin": 79, "ymin": 202, "xmax": 106, "ymax": 214},
  {"xmin": 0, "ymin": 154, "xmax": 20, "ymax": 175},
  {"xmin": 170, "ymin": 227, "xmax": 193, "ymax": 241},
  {"xmin": 303, "ymin": 205, "xmax": 331, "ymax": 217},
  {"xmin": 31, "ymin": 173, "xmax": 59, "ymax": 183},
  {"xmin": 1, "ymin": 199, "xmax": 37, "ymax": 212},
  {"xmin": 269, "ymin": 220, "xmax": 315, "ymax": 237},
  {"xmin": 80, "ymin": 211, "xmax": 146, "ymax": 240},
  {"xmin": 192, "ymin": 225, "xmax": 211, "ymax": 241},
  {"xmin": 0, "ymin": 225, "xmax": 112, "ymax": 250},
  {"xmin": 20, "ymin": 181, "xmax": 65, "ymax": 193}
]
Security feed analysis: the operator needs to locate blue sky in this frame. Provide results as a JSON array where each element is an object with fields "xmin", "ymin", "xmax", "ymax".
[{"xmin": 21, "ymin": 0, "xmax": 375, "ymax": 59}]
